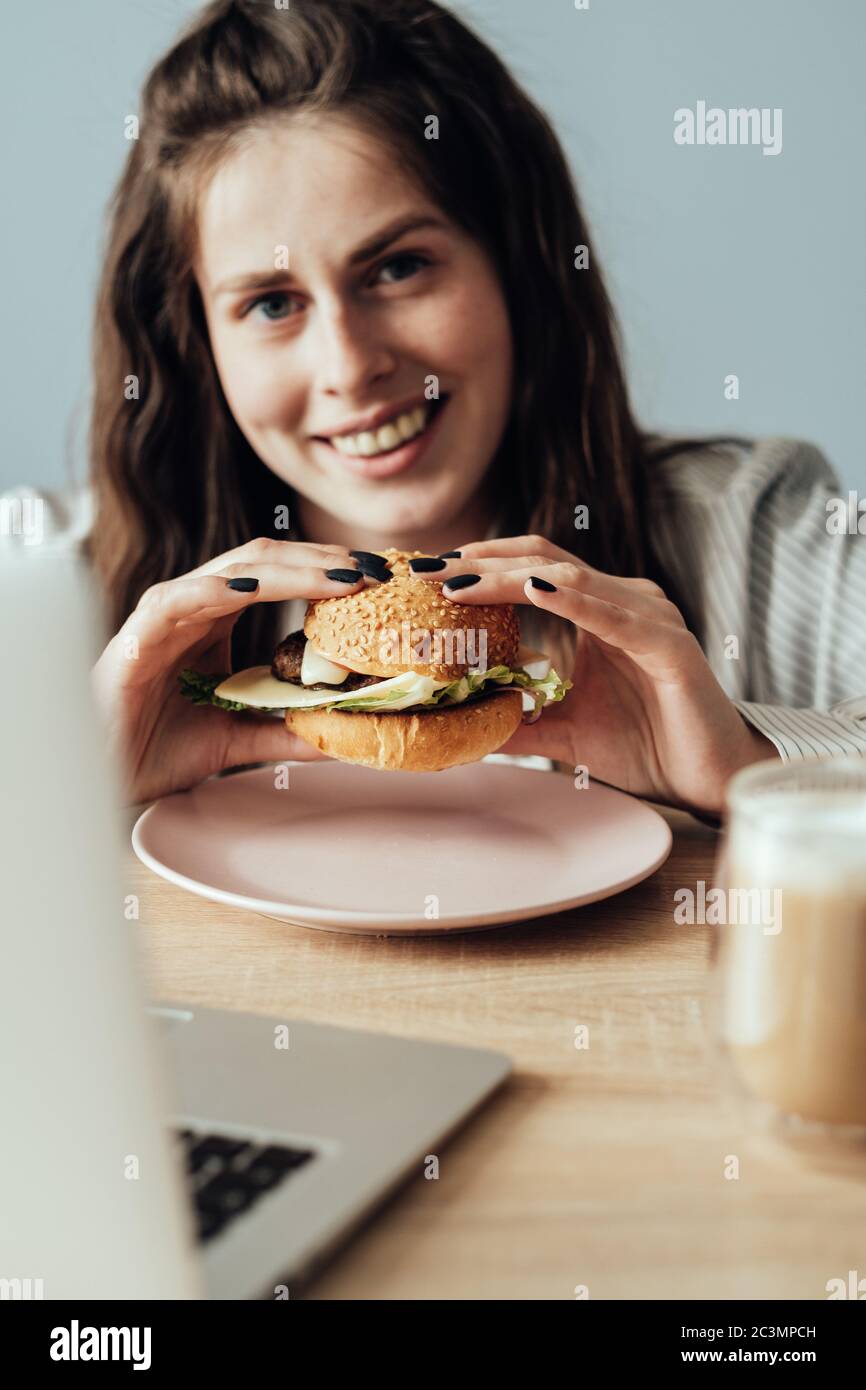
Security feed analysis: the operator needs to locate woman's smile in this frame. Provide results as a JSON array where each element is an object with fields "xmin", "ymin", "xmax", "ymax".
[{"xmin": 310, "ymin": 394, "xmax": 450, "ymax": 481}]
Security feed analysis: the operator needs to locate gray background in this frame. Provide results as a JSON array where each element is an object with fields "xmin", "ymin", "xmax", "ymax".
[{"xmin": 1, "ymin": 0, "xmax": 863, "ymax": 494}]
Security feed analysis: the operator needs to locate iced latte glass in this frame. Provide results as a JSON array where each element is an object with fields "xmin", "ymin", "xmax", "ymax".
[{"xmin": 711, "ymin": 758, "xmax": 866, "ymax": 1150}]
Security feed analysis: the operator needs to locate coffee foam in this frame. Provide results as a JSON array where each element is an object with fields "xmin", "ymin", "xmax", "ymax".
[{"xmin": 728, "ymin": 790, "xmax": 866, "ymax": 893}]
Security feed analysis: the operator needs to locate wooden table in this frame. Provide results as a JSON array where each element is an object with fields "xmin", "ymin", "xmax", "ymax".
[{"xmin": 127, "ymin": 784, "xmax": 866, "ymax": 1301}]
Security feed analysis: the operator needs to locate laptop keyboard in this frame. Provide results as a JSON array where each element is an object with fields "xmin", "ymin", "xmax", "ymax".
[{"xmin": 176, "ymin": 1129, "xmax": 315, "ymax": 1243}]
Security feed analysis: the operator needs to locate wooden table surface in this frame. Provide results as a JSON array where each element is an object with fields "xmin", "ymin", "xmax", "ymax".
[{"xmin": 127, "ymin": 780, "xmax": 866, "ymax": 1301}]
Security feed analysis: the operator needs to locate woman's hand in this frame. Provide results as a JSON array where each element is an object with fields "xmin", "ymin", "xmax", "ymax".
[
  {"xmin": 415, "ymin": 537, "xmax": 778, "ymax": 815},
  {"xmin": 92, "ymin": 539, "xmax": 366, "ymax": 805}
]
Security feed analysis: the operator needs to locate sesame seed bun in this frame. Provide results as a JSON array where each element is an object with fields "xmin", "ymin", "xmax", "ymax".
[
  {"xmin": 303, "ymin": 549, "xmax": 520, "ymax": 680},
  {"xmin": 284, "ymin": 689, "xmax": 524, "ymax": 772}
]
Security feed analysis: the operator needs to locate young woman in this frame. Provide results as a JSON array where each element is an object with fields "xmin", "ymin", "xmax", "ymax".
[{"xmin": 63, "ymin": 0, "xmax": 865, "ymax": 811}]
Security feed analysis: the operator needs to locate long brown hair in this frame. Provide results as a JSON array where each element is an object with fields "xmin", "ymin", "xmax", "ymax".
[{"xmin": 87, "ymin": 0, "xmax": 731, "ymax": 670}]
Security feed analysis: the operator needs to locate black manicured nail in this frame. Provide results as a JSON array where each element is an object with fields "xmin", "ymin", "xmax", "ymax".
[
  {"xmin": 349, "ymin": 550, "xmax": 387, "ymax": 566},
  {"xmin": 437, "ymin": 550, "xmax": 462, "ymax": 559},
  {"xmin": 226, "ymin": 577, "xmax": 259, "ymax": 592},
  {"xmin": 530, "ymin": 576, "xmax": 557, "ymax": 592},
  {"xmin": 354, "ymin": 558, "xmax": 392, "ymax": 581},
  {"xmin": 443, "ymin": 573, "xmax": 480, "ymax": 591},
  {"xmin": 409, "ymin": 557, "xmax": 446, "ymax": 572},
  {"xmin": 325, "ymin": 567, "xmax": 363, "ymax": 583}
]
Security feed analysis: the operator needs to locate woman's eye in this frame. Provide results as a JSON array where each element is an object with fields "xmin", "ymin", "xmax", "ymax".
[
  {"xmin": 374, "ymin": 253, "xmax": 430, "ymax": 285},
  {"xmin": 246, "ymin": 292, "xmax": 298, "ymax": 322}
]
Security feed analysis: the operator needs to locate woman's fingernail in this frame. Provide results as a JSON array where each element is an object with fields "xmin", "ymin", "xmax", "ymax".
[
  {"xmin": 354, "ymin": 559, "xmax": 392, "ymax": 581},
  {"xmin": 443, "ymin": 573, "xmax": 481, "ymax": 591},
  {"xmin": 437, "ymin": 550, "xmax": 462, "ymax": 559},
  {"xmin": 530, "ymin": 576, "xmax": 557, "ymax": 592},
  {"xmin": 349, "ymin": 549, "xmax": 387, "ymax": 565},
  {"xmin": 226, "ymin": 577, "xmax": 259, "ymax": 592},
  {"xmin": 325, "ymin": 567, "xmax": 363, "ymax": 583},
  {"xmin": 409, "ymin": 557, "xmax": 446, "ymax": 572}
]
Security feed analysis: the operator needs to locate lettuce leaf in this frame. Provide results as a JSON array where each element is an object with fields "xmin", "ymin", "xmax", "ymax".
[
  {"xmin": 334, "ymin": 665, "xmax": 571, "ymax": 713},
  {"xmin": 437, "ymin": 665, "xmax": 570, "ymax": 712}
]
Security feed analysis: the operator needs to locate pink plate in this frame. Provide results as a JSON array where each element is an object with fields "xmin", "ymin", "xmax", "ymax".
[{"xmin": 132, "ymin": 762, "xmax": 672, "ymax": 936}]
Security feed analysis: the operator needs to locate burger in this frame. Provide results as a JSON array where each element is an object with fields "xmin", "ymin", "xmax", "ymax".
[{"xmin": 181, "ymin": 549, "xmax": 569, "ymax": 772}]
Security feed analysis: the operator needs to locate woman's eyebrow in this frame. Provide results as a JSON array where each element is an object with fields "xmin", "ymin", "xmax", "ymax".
[
  {"xmin": 346, "ymin": 214, "xmax": 447, "ymax": 265},
  {"xmin": 212, "ymin": 267, "xmax": 294, "ymax": 298},
  {"xmin": 211, "ymin": 215, "xmax": 446, "ymax": 297}
]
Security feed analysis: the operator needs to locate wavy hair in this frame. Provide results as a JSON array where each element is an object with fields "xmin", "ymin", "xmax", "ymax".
[{"xmin": 87, "ymin": 0, "xmax": 726, "ymax": 669}]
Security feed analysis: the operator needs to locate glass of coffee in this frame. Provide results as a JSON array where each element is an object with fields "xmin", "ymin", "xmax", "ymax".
[{"xmin": 711, "ymin": 757, "xmax": 866, "ymax": 1151}]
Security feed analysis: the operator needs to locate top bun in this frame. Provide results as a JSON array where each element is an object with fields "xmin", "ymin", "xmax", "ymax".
[{"xmin": 303, "ymin": 549, "xmax": 520, "ymax": 680}]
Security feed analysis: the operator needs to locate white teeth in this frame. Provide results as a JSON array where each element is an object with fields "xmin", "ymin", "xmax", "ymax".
[
  {"xmin": 404, "ymin": 406, "xmax": 427, "ymax": 439},
  {"xmin": 330, "ymin": 404, "xmax": 430, "ymax": 457},
  {"xmin": 376, "ymin": 423, "xmax": 401, "ymax": 451}
]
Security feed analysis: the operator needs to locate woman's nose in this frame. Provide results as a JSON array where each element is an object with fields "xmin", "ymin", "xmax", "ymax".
[{"xmin": 314, "ymin": 304, "xmax": 395, "ymax": 396}]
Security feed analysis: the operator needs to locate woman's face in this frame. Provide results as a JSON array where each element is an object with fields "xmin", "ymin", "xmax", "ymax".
[{"xmin": 195, "ymin": 114, "xmax": 513, "ymax": 544}]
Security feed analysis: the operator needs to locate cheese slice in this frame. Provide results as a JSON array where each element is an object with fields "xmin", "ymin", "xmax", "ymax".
[
  {"xmin": 300, "ymin": 643, "xmax": 349, "ymax": 686},
  {"xmin": 214, "ymin": 666, "xmax": 448, "ymax": 711},
  {"xmin": 516, "ymin": 645, "xmax": 550, "ymax": 680}
]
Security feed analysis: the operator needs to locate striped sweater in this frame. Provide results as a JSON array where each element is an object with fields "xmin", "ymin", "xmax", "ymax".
[{"xmin": 648, "ymin": 436, "xmax": 866, "ymax": 761}]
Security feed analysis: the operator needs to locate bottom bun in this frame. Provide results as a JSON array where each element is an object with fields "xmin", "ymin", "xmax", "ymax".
[{"xmin": 285, "ymin": 690, "xmax": 524, "ymax": 772}]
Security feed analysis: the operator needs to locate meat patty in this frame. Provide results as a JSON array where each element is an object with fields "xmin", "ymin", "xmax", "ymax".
[{"xmin": 271, "ymin": 630, "xmax": 381, "ymax": 691}]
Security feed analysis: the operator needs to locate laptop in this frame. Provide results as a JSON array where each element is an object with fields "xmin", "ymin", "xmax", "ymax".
[{"xmin": 0, "ymin": 550, "xmax": 511, "ymax": 1300}]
